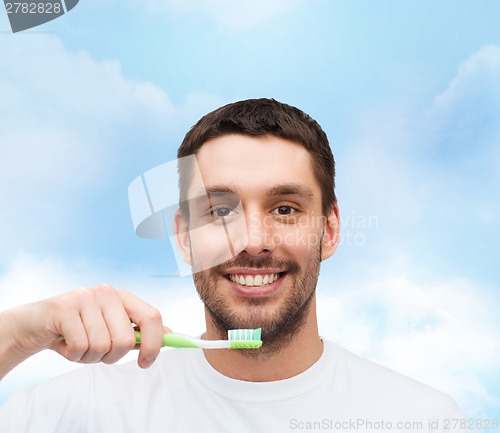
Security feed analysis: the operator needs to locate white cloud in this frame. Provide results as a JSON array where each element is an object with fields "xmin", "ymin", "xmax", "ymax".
[
  {"xmin": 420, "ymin": 45, "xmax": 500, "ymax": 254},
  {"xmin": 423, "ymin": 44, "xmax": 500, "ymax": 192},
  {"xmin": 131, "ymin": 0, "xmax": 310, "ymax": 31},
  {"xmin": 432, "ymin": 45, "xmax": 500, "ymax": 119}
]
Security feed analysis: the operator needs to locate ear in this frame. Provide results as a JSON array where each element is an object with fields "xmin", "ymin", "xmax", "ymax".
[
  {"xmin": 321, "ymin": 203, "xmax": 340, "ymax": 261},
  {"xmin": 174, "ymin": 209, "xmax": 192, "ymax": 265}
]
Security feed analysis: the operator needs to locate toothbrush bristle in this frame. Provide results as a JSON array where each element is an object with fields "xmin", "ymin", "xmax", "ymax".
[{"xmin": 228, "ymin": 328, "xmax": 263, "ymax": 349}]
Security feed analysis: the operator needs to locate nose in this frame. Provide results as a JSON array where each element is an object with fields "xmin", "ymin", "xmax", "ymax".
[{"xmin": 240, "ymin": 210, "xmax": 276, "ymax": 256}]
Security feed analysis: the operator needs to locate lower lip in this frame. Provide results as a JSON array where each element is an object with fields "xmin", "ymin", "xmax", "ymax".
[{"xmin": 226, "ymin": 274, "xmax": 286, "ymax": 297}]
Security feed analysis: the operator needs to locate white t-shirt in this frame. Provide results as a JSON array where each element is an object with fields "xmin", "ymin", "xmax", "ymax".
[{"xmin": 0, "ymin": 341, "xmax": 465, "ymax": 433}]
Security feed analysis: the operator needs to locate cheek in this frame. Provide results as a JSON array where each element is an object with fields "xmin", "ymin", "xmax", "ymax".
[
  {"xmin": 275, "ymin": 212, "xmax": 325, "ymax": 249},
  {"xmin": 190, "ymin": 215, "xmax": 249, "ymax": 266},
  {"xmin": 274, "ymin": 224, "xmax": 324, "ymax": 253},
  {"xmin": 189, "ymin": 225, "xmax": 239, "ymax": 270}
]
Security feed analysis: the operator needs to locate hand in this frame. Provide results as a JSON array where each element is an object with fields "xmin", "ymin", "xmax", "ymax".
[{"xmin": 1, "ymin": 284, "xmax": 166, "ymax": 378}]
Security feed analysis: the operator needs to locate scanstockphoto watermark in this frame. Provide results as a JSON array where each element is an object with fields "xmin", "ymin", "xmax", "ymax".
[
  {"xmin": 289, "ymin": 418, "xmax": 499, "ymax": 431},
  {"xmin": 290, "ymin": 418, "xmax": 424, "ymax": 431},
  {"xmin": 3, "ymin": 0, "xmax": 79, "ymax": 33}
]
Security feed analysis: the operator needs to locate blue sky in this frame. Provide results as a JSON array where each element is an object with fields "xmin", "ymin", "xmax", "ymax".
[{"xmin": 1, "ymin": 0, "xmax": 499, "ymax": 424}]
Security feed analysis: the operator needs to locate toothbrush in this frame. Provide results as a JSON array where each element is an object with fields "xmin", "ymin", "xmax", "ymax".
[{"xmin": 134, "ymin": 328, "xmax": 262, "ymax": 349}]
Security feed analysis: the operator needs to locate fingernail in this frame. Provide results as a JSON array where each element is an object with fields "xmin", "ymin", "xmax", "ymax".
[{"xmin": 139, "ymin": 356, "xmax": 156, "ymax": 368}]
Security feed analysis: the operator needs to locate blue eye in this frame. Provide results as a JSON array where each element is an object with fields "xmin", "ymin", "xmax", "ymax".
[
  {"xmin": 214, "ymin": 208, "xmax": 231, "ymax": 217},
  {"xmin": 211, "ymin": 206, "xmax": 237, "ymax": 219}
]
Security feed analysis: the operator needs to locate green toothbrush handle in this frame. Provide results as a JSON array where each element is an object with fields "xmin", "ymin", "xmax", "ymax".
[{"xmin": 134, "ymin": 331, "xmax": 202, "ymax": 348}]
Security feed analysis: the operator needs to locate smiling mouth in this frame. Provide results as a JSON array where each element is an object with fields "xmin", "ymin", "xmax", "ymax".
[{"xmin": 226, "ymin": 272, "xmax": 286, "ymax": 287}]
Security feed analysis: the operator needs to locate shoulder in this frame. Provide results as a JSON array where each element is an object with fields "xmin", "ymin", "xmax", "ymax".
[
  {"xmin": 334, "ymin": 344, "xmax": 441, "ymax": 397},
  {"xmin": 328, "ymin": 342, "xmax": 463, "ymax": 418}
]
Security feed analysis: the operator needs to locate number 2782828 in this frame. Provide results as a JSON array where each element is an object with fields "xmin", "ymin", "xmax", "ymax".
[{"xmin": 5, "ymin": 3, "xmax": 62, "ymax": 14}]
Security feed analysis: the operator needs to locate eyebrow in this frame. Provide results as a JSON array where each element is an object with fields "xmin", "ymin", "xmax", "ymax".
[
  {"xmin": 194, "ymin": 183, "xmax": 314, "ymax": 200},
  {"xmin": 193, "ymin": 185, "xmax": 241, "ymax": 198},
  {"xmin": 266, "ymin": 183, "xmax": 314, "ymax": 200}
]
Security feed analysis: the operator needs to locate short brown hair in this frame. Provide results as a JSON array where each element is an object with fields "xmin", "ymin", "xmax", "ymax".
[{"xmin": 177, "ymin": 98, "xmax": 336, "ymax": 215}]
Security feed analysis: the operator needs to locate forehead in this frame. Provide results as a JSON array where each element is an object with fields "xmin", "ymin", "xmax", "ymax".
[{"xmin": 189, "ymin": 134, "xmax": 320, "ymax": 199}]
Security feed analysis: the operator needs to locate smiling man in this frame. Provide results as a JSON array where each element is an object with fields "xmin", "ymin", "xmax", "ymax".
[
  {"xmin": 0, "ymin": 99, "xmax": 465, "ymax": 432},
  {"xmin": 175, "ymin": 128, "xmax": 339, "ymax": 379}
]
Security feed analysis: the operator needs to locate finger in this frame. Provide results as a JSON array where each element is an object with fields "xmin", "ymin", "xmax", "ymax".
[
  {"xmin": 51, "ymin": 312, "xmax": 89, "ymax": 362},
  {"xmin": 119, "ymin": 290, "xmax": 163, "ymax": 369},
  {"xmin": 78, "ymin": 301, "xmax": 112, "ymax": 364},
  {"xmin": 132, "ymin": 325, "xmax": 172, "ymax": 349},
  {"xmin": 99, "ymin": 300, "xmax": 137, "ymax": 365}
]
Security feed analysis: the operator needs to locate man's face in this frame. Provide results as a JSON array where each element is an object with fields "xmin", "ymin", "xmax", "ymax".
[{"xmin": 176, "ymin": 134, "xmax": 338, "ymax": 348}]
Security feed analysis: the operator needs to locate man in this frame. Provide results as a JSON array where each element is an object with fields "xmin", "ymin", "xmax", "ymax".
[{"xmin": 0, "ymin": 99, "xmax": 464, "ymax": 432}]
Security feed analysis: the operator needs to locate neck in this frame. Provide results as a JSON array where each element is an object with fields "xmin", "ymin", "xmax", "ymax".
[{"xmin": 202, "ymin": 296, "xmax": 323, "ymax": 382}]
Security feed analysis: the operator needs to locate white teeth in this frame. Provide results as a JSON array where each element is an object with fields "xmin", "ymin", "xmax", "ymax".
[{"xmin": 229, "ymin": 273, "xmax": 281, "ymax": 286}]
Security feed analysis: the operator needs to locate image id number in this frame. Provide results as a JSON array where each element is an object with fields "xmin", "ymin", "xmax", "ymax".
[{"xmin": 5, "ymin": 2, "xmax": 62, "ymax": 14}]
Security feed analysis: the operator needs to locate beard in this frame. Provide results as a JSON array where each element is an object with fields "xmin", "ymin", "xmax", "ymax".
[{"xmin": 192, "ymin": 245, "xmax": 322, "ymax": 357}]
